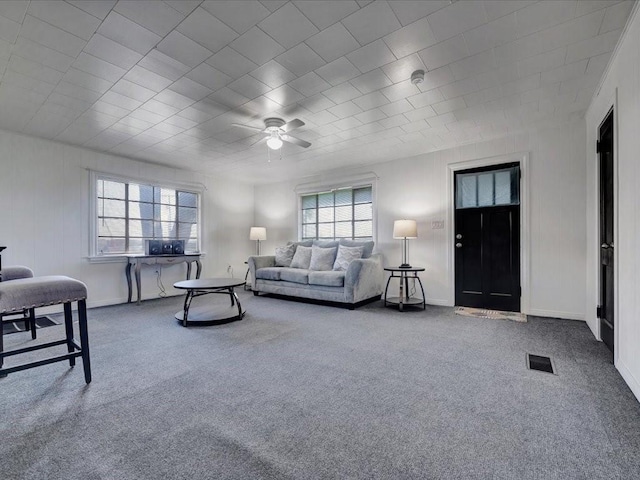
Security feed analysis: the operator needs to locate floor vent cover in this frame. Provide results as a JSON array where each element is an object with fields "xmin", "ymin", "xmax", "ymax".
[{"xmin": 527, "ymin": 354, "xmax": 555, "ymax": 374}]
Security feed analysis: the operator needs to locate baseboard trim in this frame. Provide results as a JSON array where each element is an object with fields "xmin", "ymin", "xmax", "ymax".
[
  {"xmin": 425, "ymin": 299, "xmax": 451, "ymax": 307},
  {"xmin": 526, "ymin": 309, "xmax": 585, "ymax": 321},
  {"xmin": 617, "ymin": 360, "xmax": 640, "ymax": 403}
]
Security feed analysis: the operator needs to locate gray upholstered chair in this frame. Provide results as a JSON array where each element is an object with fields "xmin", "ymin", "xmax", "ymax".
[{"xmin": 0, "ymin": 266, "xmax": 35, "ymax": 336}]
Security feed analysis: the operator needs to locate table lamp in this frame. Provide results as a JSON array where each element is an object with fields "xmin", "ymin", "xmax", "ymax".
[
  {"xmin": 393, "ymin": 220, "xmax": 417, "ymax": 268},
  {"xmin": 249, "ymin": 227, "xmax": 267, "ymax": 255}
]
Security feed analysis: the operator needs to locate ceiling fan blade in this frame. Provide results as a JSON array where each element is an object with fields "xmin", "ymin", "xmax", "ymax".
[
  {"xmin": 281, "ymin": 134, "xmax": 311, "ymax": 148},
  {"xmin": 231, "ymin": 123, "xmax": 264, "ymax": 132},
  {"xmin": 281, "ymin": 118, "xmax": 305, "ymax": 132}
]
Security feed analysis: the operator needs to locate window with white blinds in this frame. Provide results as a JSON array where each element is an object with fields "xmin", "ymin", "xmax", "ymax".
[
  {"xmin": 94, "ymin": 176, "xmax": 200, "ymax": 255},
  {"xmin": 300, "ymin": 186, "xmax": 373, "ymax": 241}
]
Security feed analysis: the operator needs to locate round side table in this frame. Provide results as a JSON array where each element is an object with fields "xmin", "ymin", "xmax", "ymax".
[{"xmin": 383, "ymin": 267, "xmax": 426, "ymax": 311}]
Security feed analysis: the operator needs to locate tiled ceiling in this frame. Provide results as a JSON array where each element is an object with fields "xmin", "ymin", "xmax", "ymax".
[{"xmin": 0, "ymin": 0, "xmax": 634, "ymax": 184}]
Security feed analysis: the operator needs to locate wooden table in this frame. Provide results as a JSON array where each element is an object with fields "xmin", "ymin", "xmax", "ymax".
[
  {"xmin": 125, "ymin": 254, "xmax": 202, "ymax": 305},
  {"xmin": 173, "ymin": 278, "xmax": 246, "ymax": 327}
]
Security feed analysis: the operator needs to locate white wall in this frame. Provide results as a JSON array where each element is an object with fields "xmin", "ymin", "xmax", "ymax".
[
  {"xmin": 586, "ymin": 4, "xmax": 640, "ymax": 399},
  {"xmin": 255, "ymin": 119, "xmax": 587, "ymax": 319},
  {"xmin": 0, "ymin": 129, "xmax": 255, "ymax": 308}
]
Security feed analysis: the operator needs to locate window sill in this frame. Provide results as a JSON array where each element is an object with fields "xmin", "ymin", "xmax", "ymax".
[{"xmin": 86, "ymin": 253, "xmax": 205, "ymax": 264}]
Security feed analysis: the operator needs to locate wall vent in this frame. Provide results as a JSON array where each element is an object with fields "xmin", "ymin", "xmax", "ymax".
[{"xmin": 526, "ymin": 354, "xmax": 555, "ymax": 374}]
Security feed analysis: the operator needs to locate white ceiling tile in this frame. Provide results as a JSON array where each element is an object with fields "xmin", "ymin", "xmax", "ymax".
[
  {"xmin": 176, "ymin": 105, "xmax": 214, "ymax": 123},
  {"xmin": 540, "ymin": 60, "xmax": 587, "ymax": 85},
  {"xmin": 275, "ymin": 43, "xmax": 325, "ymax": 76},
  {"xmin": 380, "ymin": 54, "xmax": 426, "ymax": 84},
  {"xmin": 298, "ymin": 92, "xmax": 335, "ymax": 113},
  {"xmin": 482, "ymin": 0, "xmax": 537, "ymax": 22},
  {"xmin": 25, "ymin": 111, "xmax": 74, "ymax": 138},
  {"xmin": 177, "ymin": 7, "xmax": 239, "ymax": 53},
  {"xmin": 0, "ymin": 14, "xmax": 20, "ymax": 44},
  {"xmin": 201, "ymin": 0, "xmax": 270, "ymax": 34},
  {"xmin": 475, "ymin": 65, "xmax": 518, "ymax": 89},
  {"xmin": 380, "ymin": 80, "xmax": 422, "ymax": 102},
  {"xmin": 39, "ymin": 100, "xmax": 83, "ymax": 120},
  {"xmin": 0, "ymin": 38, "xmax": 10, "ymax": 60},
  {"xmin": 585, "ymin": 51, "xmax": 612, "ymax": 76},
  {"xmin": 419, "ymin": 35, "xmax": 469, "ymax": 71},
  {"xmin": 157, "ymin": 31, "xmax": 213, "ymax": 68},
  {"xmin": 111, "ymin": 79, "xmax": 156, "ymax": 102},
  {"xmin": 90, "ymin": 100, "xmax": 131, "ymax": 119},
  {"xmin": 439, "ymin": 77, "xmax": 479, "ymax": 99},
  {"xmin": 128, "ymin": 108, "xmax": 166, "ymax": 125},
  {"xmin": 168, "ymin": 77, "xmax": 213, "ymax": 101},
  {"xmin": 101, "ymin": 90, "xmax": 143, "ymax": 110},
  {"xmin": 388, "ymin": 0, "xmax": 449, "ymax": 26},
  {"xmin": 403, "ymin": 105, "xmax": 437, "ymax": 122},
  {"xmin": 228, "ymin": 74, "xmax": 271, "ymax": 99},
  {"xmin": 67, "ymin": 1, "xmax": 117, "ymax": 20},
  {"xmin": 305, "ymin": 22, "xmax": 360, "ymax": 63},
  {"xmin": 2, "ymin": 70, "xmax": 56, "ymax": 96},
  {"xmin": 346, "ymin": 39, "xmax": 396, "ymax": 74},
  {"xmin": 501, "ymin": 73, "xmax": 540, "ymax": 95},
  {"xmin": 8, "ymin": 55, "xmax": 65, "ymax": 85},
  {"xmin": 264, "ymin": 84, "xmax": 305, "ymax": 106},
  {"xmin": 124, "ymin": 65, "xmax": 173, "ymax": 93},
  {"xmin": 327, "ymin": 100, "xmax": 362, "ymax": 119},
  {"xmin": 164, "ymin": 0, "xmax": 200, "ymax": 16},
  {"xmin": 517, "ymin": 48, "xmax": 566, "ymax": 78},
  {"xmin": 206, "ymin": 46, "xmax": 258, "ymax": 78},
  {"xmin": 305, "ymin": 110, "xmax": 337, "ymax": 127},
  {"xmin": 352, "ymin": 91, "xmax": 389, "ymax": 111},
  {"xmin": 186, "ymin": 63, "xmax": 232, "ymax": 91},
  {"xmin": 425, "ymin": 112, "xmax": 456, "ymax": 128},
  {"xmin": 342, "ymin": 0, "xmax": 402, "ymax": 45},
  {"xmin": 492, "ymin": 33, "xmax": 542, "ymax": 67},
  {"xmin": 349, "ymin": 68, "xmax": 393, "ymax": 95},
  {"xmin": 84, "ymin": 129, "xmax": 130, "ymax": 149},
  {"xmin": 21, "ymin": 14, "xmax": 87, "ymax": 57},
  {"xmin": 73, "ymin": 52, "xmax": 127, "ymax": 83},
  {"xmin": 0, "ymin": 1, "xmax": 29, "ymax": 23},
  {"xmin": 258, "ymin": 3, "xmax": 318, "ymax": 49},
  {"xmin": 138, "ymin": 49, "xmax": 191, "ymax": 82},
  {"xmin": 432, "ymin": 97, "xmax": 466, "ymax": 115},
  {"xmin": 536, "ymin": 10, "xmax": 605, "ymax": 55},
  {"xmin": 249, "ymin": 60, "xmax": 296, "ymax": 88},
  {"xmin": 449, "ymin": 50, "xmax": 496, "ymax": 81},
  {"xmin": 208, "ymin": 87, "xmax": 251, "ymax": 109},
  {"xmin": 293, "ymin": 0, "xmax": 359, "ymax": 30},
  {"xmin": 462, "ymin": 12, "xmax": 518, "ymax": 56},
  {"xmin": 574, "ymin": 0, "xmax": 617, "ymax": 17},
  {"xmin": 322, "ymin": 82, "xmax": 362, "ymax": 104},
  {"xmin": 514, "ymin": 0, "xmax": 577, "ymax": 38},
  {"xmin": 141, "ymin": 98, "xmax": 181, "ymax": 117},
  {"xmin": 55, "ymin": 80, "xmax": 103, "ymax": 102},
  {"xmin": 333, "ymin": 116, "xmax": 362, "ymax": 131},
  {"xmin": 316, "ymin": 57, "xmax": 360, "ymax": 86},
  {"xmin": 427, "ymin": 1, "xmax": 488, "ymax": 42},
  {"xmin": 28, "ymin": 1, "xmax": 101, "ymax": 41},
  {"xmin": 114, "ymin": 0, "xmax": 185, "ymax": 36},
  {"xmin": 289, "ymin": 72, "xmax": 331, "ymax": 97},
  {"xmin": 84, "ymin": 34, "xmax": 143, "ymax": 70},
  {"xmin": 378, "ymin": 113, "xmax": 409, "ymax": 128},
  {"xmin": 98, "ymin": 11, "xmax": 161, "ymax": 55},
  {"xmin": 229, "ymin": 26, "xmax": 286, "ymax": 66},
  {"xmin": 407, "ymin": 88, "xmax": 445, "ymax": 109},
  {"xmin": 600, "ymin": 1, "xmax": 634, "ymax": 34},
  {"xmin": 383, "ymin": 16, "xmax": 438, "ymax": 59},
  {"xmin": 155, "ymin": 89, "xmax": 197, "ymax": 110},
  {"xmin": 565, "ymin": 29, "xmax": 621, "ymax": 64},
  {"xmin": 260, "ymin": 1, "xmax": 288, "ymax": 13},
  {"xmin": 380, "ymin": 98, "xmax": 414, "ymax": 117},
  {"xmin": 12, "ymin": 36, "xmax": 75, "ymax": 73}
]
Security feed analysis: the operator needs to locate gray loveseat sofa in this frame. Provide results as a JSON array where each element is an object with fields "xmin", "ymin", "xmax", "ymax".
[{"xmin": 248, "ymin": 240, "xmax": 384, "ymax": 309}]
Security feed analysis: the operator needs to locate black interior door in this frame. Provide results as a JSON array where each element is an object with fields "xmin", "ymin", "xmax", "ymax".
[
  {"xmin": 455, "ymin": 164, "xmax": 521, "ymax": 312},
  {"xmin": 599, "ymin": 110, "xmax": 614, "ymax": 355}
]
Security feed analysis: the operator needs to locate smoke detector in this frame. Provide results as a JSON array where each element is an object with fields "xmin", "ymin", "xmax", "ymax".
[{"xmin": 411, "ymin": 70, "xmax": 424, "ymax": 85}]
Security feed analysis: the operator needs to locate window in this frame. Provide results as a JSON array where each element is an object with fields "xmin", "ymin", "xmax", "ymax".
[
  {"xmin": 301, "ymin": 186, "xmax": 373, "ymax": 241},
  {"xmin": 455, "ymin": 165, "xmax": 520, "ymax": 209},
  {"xmin": 94, "ymin": 175, "xmax": 200, "ymax": 255}
]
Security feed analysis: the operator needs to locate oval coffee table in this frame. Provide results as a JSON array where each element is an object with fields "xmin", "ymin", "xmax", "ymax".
[{"xmin": 174, "ymin": 278, "xmax": 246, "ymax": 327}]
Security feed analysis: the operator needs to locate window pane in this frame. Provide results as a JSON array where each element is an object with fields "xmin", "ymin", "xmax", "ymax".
[
  {"xmin": 334, "ymin": 189, "xmax": 352, "ymax": 206},
  {"xmin": 98, "ymin": 237, "xmax": 125, "ymax": 254},
  {"xmin": 98, "ymin": 218, "xmax": 125, "ymax": 236},
  {"xmin": 128, "ymin": 219, "xmax": 154, "ymax": 237},
  {"xmin": 318, "ymin": 207, "xmax": 334, "ymax": 222},
  {"xmin": 318, "ymin": 192, "xmax": 333, "ymax": 207},
  {"xmin": 458, "ymin": 175, "xmax": 477, "ymax": 208},
  {"xmin": 101, "ymin": 180, "xmax": 125, "ymax": 199},
  {"xmin": 154, "ymin": 221, "xmax": 176, "ymax": 238},
  {"xmin": 354, "ymin": 187, "xmax": 372, "ymax": 204},
  {"xmin": 335, "ymin": 205, "xmax": 352, "ymax": 222},
  {"xmin": 128, "ymin": 238, "xmax": 144, "ymax": 252},
  {"xmin": 178, "ymin": 191, "xmax": 197, "ymax": 207},
  {"xmin": 98, "ymin": 199, "xmax": 126, "ymax": 218},
  {"xmin": 335, "ymin": 222, "xmax": 352, "ymax": 238},
  {"xmin": 302, "ymin": 195, "xmax": 317, "ymax": 209},
  {"xmin": 354, "ymin": 203, "xmax": 372, "ymax": 220},
  {"xmin": 129, "ymin": 184, "xmax": 153, "ymax": 202},
  {"xmin": 302, "ymin": 209, "xmax": 316, "ymax": 223},
  {"xmin": 154, "ymin": 204, "xmax": 176, "ymax": 222},
  {"xmin": 186, "ymin": 239, "xmax": 198, "ymax": 252},
  {"xmin": 178, "ymin": 206, "xmax": 197, "ymax": 223},
  {"xmin": 303, "ymin": 224, "xmax": 316, "ymax": 238},
  {"xmin": 129, "ymin": 201, "xmax": 154, "ymax": 220},
  {"xmin": 354, "ymin": 220, "xmax": 372, "ymax": 237},
  {"xmin": 318, "ymin": 223, "xmax": 334, "ymax": 238},
  {"xmin": 478, "ymin": 173, "xmax": 494, "ymax": 207},
  {"xmin": 155, "ymin": 187, "xmax": 176, "ymax": 205},
  {"xmin": 178, "ymin": 223, "xmax": 197, "ymax": 238},
  {"xmin": 495, "ymin": 171, "xmax": 512, "ymax": 205}
]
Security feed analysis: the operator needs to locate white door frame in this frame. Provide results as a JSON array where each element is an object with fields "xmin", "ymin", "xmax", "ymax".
[{"xmin": 446, "ymin": 152, "xmax": 531, "ymax": 313}]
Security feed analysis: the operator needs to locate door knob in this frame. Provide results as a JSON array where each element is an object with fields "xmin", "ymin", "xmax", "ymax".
[
  {"xmin": 456, "ymin": 234, "xmax": 462, "ymax": 239},
  {"xmin": 456, "ymin": 243, "xmax": 462, "ymax": 248},
  {"xmin": 601, "ymin": 243, "xmax": 610, "ymax": 249}
]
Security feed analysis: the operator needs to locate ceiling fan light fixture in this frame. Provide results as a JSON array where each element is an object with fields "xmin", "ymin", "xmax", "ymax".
[{"xmin": 266, "ymin": 133, "xmax": 283, "ymax": 150}]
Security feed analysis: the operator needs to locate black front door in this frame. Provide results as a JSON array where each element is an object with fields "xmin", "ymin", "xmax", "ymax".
[
  {"xmin": 599, "ymin": 110, "xmax": 614, "ymax": 355},
  {"xmin": 455, "ymin": 164, "xmax": 521, "ymax": 312}
]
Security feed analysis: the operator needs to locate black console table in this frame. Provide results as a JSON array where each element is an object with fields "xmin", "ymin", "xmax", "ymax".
[
  {"xmin": 125, "ymin": 254, "xmax": 202, "ymax": 305},
  {"xmin": 383, "ymin": 267, "xmax": 426, "ymax": 311}
]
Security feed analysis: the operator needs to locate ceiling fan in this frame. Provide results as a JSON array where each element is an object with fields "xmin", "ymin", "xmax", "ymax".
[{"xmin": 231, "ymin": 117, "xmax": 311, "ymax": 150}]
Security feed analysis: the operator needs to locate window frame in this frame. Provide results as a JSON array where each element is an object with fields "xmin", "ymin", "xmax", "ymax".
[{"xmin": 89, "ymin": 170, "xmax": 204, "ymax": 258}]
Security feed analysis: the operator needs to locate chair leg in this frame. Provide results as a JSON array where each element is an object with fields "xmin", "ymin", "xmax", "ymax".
[
  {"xmin": 77, "ymin": 300, "xmax": 91, "ymax": 384},
  {"xmin": 29, "ymin": 308, "xmax": 36, "ymax": 340},
  {"xmin": 23, "ymin": 310, "xmax": 29, "ymax": 331},
  {"xmin": 63, "ymin": 302, "xmax": 75, "ymax": 367}
]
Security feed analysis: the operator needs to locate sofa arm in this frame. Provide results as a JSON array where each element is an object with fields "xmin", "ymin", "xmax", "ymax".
[
  {"xmin": 344, "ymin": 253, "xmax": 384, "ymax": 303},
  {"xmin": 248, "ymin": 255, "xmax": 275, "ymax": 289}
]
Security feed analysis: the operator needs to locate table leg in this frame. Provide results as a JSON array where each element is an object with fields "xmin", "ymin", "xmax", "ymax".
[
  {"xmin": 125, "ymin": 262, "xmax": 133, "ymax": 303},
  {"xmin": 135, "ymin": 262, "xmax": 142, "ymax": 305},
  {"xmin": 417, "ymin": 277, "xmax": 426, "ymax": 309},
  {"xmin": 232, "ymin": 288, "xmax": 243, "ymax": 319},
  {"xmin": 399, "ymin": 272, "xmax": 404, "ymax": 311},
  {"xmin": 229, "ymin": 288, "xmax": 235, "ymax": 306},
  {"xmin": 195, "ymin": 260, "xmax": 202, "ymax": 279},
  {"xmin": 182, "ymin": 289, "xmax": 194, "ymax": 327},
  {"xmin": 186, "ymin": 261, "xmax": 192, "ymax": 280},
  {"xmin": 383, "ymin": 275, "xmax": 392, "ymax": 306}
]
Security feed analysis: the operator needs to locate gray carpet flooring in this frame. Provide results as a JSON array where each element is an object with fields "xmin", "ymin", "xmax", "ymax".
[{"xmin": 1, "ymin": 292, "xmax": 639, "ymax": 480}]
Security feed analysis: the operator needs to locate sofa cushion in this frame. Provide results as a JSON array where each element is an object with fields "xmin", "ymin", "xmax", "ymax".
[
  {"xmin": 274, "ymin": 244, "xmax": 296, "ymax": 267},
  {"xmin": 333, "ymin": 245, "xmax": 364, "ymax": 271},
  {"xmin": 308, "ymin": 271, "xmax": 345, "ymax": 287},
  {"xmin": 255, "ymin": 267, "xmax": 282, "ymax": 281},
  {"xmin": 279, "ymin": 268, "xmax": 309, "ymax": 284},
  {"xmin": 309, "ymin": 245, "xmax": 337, "ymax": 271},
  {"xmin": 339, "ymin": 239, "xmax": 374, "ymax": 258},
  {"xmin": 290, "ymin": 245, "xmax": 312, "ymax": 269}
]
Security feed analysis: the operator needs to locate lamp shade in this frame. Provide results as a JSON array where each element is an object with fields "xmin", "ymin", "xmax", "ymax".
[
  {"xmin": 393, "ymin": 219, "xmax": 417, "ymax": 239},
  {"xmin": 249, "ymin": 227, "xmax": 267, "ymax": 241}
]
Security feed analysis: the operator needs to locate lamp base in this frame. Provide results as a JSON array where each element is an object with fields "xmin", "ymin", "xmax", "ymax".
[{"xmin": 399, "ymin": 263, "xmax": 412, "ymax": 269}]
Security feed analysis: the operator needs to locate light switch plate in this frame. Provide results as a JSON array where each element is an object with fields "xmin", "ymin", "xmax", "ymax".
[{"xmin": 431, "ymin": 220, "xmax": 444, "ymax": 229}]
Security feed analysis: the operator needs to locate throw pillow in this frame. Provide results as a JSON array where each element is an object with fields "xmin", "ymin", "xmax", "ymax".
[
  {"xmin": 339, "ymin": 239, "xmax": 374, "ymax": 258},
  {"xmin": 275, "ymin": 244, "xmax": 296, "ymax": 267},
  {"xmin": 290, "ymin": 245, "xmax": 312, "ymax": 269},
  {"xmin": 309, "ymin": 245, "xmax": 338, "ymax": 271},
  {"xmin": 333, "ymin": 245, "xmax": 364, "ymax": 271}
]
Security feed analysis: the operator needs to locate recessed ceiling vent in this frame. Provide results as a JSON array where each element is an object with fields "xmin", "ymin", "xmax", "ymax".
[{"xmin": 411, "ymin": 69, "xmax": 424, "ymax": 85}]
